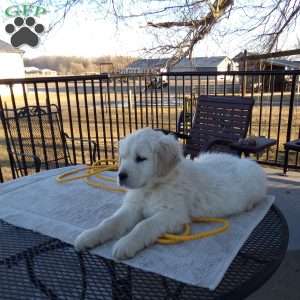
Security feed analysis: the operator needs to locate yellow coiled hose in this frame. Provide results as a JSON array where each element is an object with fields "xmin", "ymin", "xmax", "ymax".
[{"xmin": 56, "ymin": 160, "xmax": 229, "ymax": 244}]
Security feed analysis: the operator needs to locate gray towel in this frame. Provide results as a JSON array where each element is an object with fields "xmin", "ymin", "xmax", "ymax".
[{"xmin": 0, "ymin": 166, "xmax": 274, "ymax": 290}]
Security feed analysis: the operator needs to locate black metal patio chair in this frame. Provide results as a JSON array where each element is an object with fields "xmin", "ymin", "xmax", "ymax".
[
  {"xmin": 0, "ymin": 104, "xmax": 96, "ymax": 177},
  {"xmin": 160, "ymin": 95, "xmax": 255, "ymax": 159}
]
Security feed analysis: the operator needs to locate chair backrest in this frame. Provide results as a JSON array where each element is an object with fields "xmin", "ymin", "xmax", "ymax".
[
  {"xmin": 2, "ymin": 104, "xmax": 69, "ymax": 172},
  {"xmin": 184, "ymin": 95, "xmax": 254, "ymax": 158}
]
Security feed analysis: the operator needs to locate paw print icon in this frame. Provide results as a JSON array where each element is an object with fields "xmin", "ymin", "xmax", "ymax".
[{"xmin": 5, "ymin": 17, "xmax": 45, "ymax": 48}]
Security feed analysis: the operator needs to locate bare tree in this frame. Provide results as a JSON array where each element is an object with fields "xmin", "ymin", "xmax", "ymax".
[
  {"xmin": 144, "ymin": 0, "xmax": 234, "ymax": 67},
  {"xmin": 28, "ymin": 0, "xmax": 300, "ymax": 65},
  {"xmin": 226, "ymin": 0, "xmax": 300, "ymax": 53}
]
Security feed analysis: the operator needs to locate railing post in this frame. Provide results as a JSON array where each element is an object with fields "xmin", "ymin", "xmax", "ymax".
[
  {"xmin": 242, "ymin": 49, "xmax": 247, "ymax": 97},
  {"xmin": 0, "ymin": 97, "xmax": 16, "ymax": 179},
  {"xmin": 286, "ymin": 74, "xmax": 297, "ymax": 144},
  {"xmin": 0, "ymin": 165, "xmax": 3, "ymax": 183}
]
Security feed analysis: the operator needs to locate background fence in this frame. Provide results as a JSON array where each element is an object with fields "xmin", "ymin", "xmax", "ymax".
[{"xmin": 1, "ymin": 70, "xmax": 300, "ymax": 182}]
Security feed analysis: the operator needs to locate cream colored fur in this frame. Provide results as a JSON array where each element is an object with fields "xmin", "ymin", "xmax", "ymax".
[{"xmin": 75, "ymin": 128, "xmax": 267, "ymax": 259}]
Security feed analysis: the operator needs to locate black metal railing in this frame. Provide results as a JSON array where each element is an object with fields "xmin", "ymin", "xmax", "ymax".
[{"xmin": 0, "ymin": 70, "xmax": 299, "ymax": 182}]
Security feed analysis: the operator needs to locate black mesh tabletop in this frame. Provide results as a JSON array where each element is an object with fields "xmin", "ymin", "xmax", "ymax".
[{"xmin": 0, "ymin": 205, "xmax": 288, "ymax": 300}]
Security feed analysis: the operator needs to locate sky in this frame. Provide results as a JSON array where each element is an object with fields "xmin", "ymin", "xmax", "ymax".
[{"xmin": 0, "ymin": 0, "xmax": 299, "ymax": 59}]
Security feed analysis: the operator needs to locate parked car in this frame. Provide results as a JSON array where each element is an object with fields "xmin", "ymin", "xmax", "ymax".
[{"xmin": 146, "ymin": 77, "xmax": 168, "ymax": 89}]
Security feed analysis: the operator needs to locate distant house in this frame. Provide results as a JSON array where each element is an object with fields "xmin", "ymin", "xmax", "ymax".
[
  {"xmin": 25, "ymin": 66, "xmax": 41, "ymax": 77},
  {"xmin": 175, "ymin": 56, "xmax": 237, "ymax": 72},
  {"xmin": 40, "ymin": 68, "xmax": 57, "ymax": 76},
  {"xmin": 0, "ymin": 39, "xmax": 25, "ymax": 95},
  {"xmin": 124, "ymin": 58, "xmax": 167, "ymax": 74},
  {"xmin": 265, "ymin": 58, "xmax": 300, "ymax": 71},
  {"xmin": 233, "ymin": 52, "xmax": 300, "ymax": 91},
  {"xmin": 124, "ymin": 56, "xmax": 237, "ymax": 74},
  {"xmin": 233, "ymin": 52, "xmax": 300, "ymax": 71},
  {"xmin": 265, "ymin": 59, "xmax": 300, "ymax": 92},
  {"xmin": 25, "ymin": 67, "xmax": 58, "ymax": 77},
  {"xmin": 233, "ymin": 52, "xmax": 258, "ymax": 71}
]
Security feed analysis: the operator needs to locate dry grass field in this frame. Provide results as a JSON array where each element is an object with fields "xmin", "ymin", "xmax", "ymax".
[{"xmin": 1, "ymin": 83, "xmax": 300, "ymax": 181}]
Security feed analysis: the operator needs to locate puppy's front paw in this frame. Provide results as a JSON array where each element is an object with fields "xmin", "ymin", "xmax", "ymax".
[
  {"xmin": 112, "ymin": 237, "xmax": 141, "ymax": 260},
  {"xmin": 74, "ymin": 229, "xmax": 101, "ymax": 251}
]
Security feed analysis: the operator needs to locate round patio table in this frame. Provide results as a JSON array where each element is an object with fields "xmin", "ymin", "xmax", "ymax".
[{"xmin": 0, "ymin": 204, "xmax": 288, "ymax": 300}]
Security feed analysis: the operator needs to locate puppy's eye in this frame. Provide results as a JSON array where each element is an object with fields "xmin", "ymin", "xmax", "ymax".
[{"xmin": 136, "ymin": 155, "xmax": 147, "ymax": 163}]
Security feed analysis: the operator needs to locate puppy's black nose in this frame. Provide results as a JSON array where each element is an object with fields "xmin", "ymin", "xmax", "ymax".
[{"xmin": 118, "ymin": 172, "xmax": 128, "ymax": 181}]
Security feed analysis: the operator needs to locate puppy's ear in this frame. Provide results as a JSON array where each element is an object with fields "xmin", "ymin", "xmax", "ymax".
[{"xmin": 155, "ymin": 134, "xmax": 182, "ymax": 177}]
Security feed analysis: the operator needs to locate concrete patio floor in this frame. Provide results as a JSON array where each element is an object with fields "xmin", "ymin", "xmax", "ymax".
[{"xmin": 248, "ymin": 167, "xmax": 300, "ymax": 300}]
